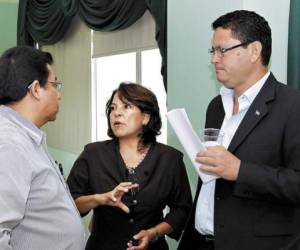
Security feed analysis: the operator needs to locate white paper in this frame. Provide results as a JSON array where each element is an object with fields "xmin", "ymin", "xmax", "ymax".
[{"xmin": 166, "ymin": 108, "xmax": 218, "ymax": 183}]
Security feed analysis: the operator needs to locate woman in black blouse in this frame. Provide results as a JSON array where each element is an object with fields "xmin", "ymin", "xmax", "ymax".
[{"xmin": 67, "ymin": 83, "xmax": 192, "ymax": 250}]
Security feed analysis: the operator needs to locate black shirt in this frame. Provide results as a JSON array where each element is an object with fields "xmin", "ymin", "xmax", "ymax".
[{"xmin": 67, "ymin": 140, "xmax": 192, "ymax": 250}]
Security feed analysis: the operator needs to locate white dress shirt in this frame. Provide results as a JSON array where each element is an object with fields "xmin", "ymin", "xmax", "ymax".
[
  {"xmin": 0, "ymin": 106, "xmax": 87, "ymax": 250},
  {"xmin": 195, "ymin": 72, "xmax": 270, "ymax": 235}
]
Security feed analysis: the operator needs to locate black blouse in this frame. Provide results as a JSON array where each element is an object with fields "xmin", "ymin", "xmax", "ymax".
[{"xmin": 67, "ymin": 140, "xmax": 192, "ymax": 250}]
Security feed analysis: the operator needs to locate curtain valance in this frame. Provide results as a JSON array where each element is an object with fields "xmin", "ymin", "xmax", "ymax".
[
  {"xmin": 17, "ymin": 0, "xmax": 167, "ymax": 90},
  {"xmin": 17, "ymin": 0, "xmax": 77, "ymax": 46}
]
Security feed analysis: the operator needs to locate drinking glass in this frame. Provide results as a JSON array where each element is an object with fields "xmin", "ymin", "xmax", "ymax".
[{"xmin": 202, "ymin": 128, "xmax": 224, "ymax": 147}]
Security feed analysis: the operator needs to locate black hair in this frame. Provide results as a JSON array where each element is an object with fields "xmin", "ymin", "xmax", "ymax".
[
  {"xmin": 105, "ymin": 82, "xmax": 162, "ymax": 149},
  {"xmin": 0, "ymin": 46, "xmax": 53, "ymax": 104},
  {"xmin": 212, "ymin": 10, "xmax": 272, "ymax": 66}
]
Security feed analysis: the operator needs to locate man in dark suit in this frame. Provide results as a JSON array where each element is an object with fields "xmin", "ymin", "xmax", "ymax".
[{"xmin": 178, "ymin": 10, "xmax": 300, "ymax": 250}]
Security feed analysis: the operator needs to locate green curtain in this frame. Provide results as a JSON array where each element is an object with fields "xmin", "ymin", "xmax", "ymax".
[
  {"xmin": 78, "ymin": 0, "xmax": 167, "ymax": 90},
  {"xmin": 17, "ymin": 0, "xmax": 77, "ymax": 46},
  {"xmin": 17, "ymin": 0, "xmax": 33, "ymax": 46},
  {"xmin": 78, "ymin": 0, "xmax": 148, "ymax": 31},
  {"xmin": 17, "ymin": 0, "xmax": 167, "ymax": 90},
  {"xmin": 146, "ymin": 0, "xmax": 167, "ymax": 91},
  {"xmin": 287, "ymin": 0, "xmax": 300, "ymax": 89}
]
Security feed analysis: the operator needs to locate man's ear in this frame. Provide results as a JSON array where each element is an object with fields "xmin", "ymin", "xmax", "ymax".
[
  {"xmin": 143, "ymin": 113, "xmax": 150, "ymax": 126},
  {"xmin": 27, "ymin": 80, "xmax": 42, "ymax": 100},
  {"xmin": 250, "ymin": 41, "xmax": 262, "ymax": 63}
]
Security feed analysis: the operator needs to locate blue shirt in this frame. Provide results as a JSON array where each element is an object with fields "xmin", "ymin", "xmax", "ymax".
[{"xmin": 0, "ymin": 106, "xmax": 86, "ymax": 250}]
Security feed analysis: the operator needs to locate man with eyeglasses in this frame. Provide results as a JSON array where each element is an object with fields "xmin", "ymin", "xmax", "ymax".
[
  {"xmin": 178, "ymin": 10, "xmax": 300, "ymax": 250},
  {"xmin": 0, "ymin": 46, "xmax": 86, "ymax": 250}
]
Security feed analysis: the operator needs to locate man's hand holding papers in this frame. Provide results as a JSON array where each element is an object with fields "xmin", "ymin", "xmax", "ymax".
[{"xmin": 166, "ymin": 108, "xmax": 219, "ymax": 183}]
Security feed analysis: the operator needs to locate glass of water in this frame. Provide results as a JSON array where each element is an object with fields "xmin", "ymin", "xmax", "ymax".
[{"xmin": 202, "ymin": 128, "xmax": 224, "ymax": 147}]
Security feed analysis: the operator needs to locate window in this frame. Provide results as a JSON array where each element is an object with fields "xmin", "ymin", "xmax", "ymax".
[{"xmin": 91, "ymin": 48, "xmax": 167, "ymax": 144}]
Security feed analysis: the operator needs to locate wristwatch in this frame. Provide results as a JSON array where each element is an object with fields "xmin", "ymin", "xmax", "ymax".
[{"xmin": 151, "ymin": 227, "xmax": 160, "ymax": 243}]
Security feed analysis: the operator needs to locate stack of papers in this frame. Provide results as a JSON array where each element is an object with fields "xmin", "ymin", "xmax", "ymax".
[{"xmin": 166, "ymin": 108, "xmax": 218, "ymax": 183}]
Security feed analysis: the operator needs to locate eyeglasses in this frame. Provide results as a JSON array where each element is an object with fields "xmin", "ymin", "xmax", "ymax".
[
  {"xmin": 209, "ymin": 41, "xmax": 253, "ymax": 57},
  {"xmin": 27, "ymin": 80, "xmax": 63, "ymax": 91},
  {"xmin": 48, "ymin": 80, "xmax": 63, "ymax": 91}
]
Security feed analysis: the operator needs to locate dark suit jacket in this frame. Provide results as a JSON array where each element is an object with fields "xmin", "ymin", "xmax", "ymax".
[{"xmin": 178, "ymin": 73, "xmax": 300, "ymax": 250}]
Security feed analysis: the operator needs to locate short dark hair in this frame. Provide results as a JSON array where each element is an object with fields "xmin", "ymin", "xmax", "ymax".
[
  {"xmin": 212, "ymin": 10, "xmax": 271, "ymax": 66},
  {"xmin": 106, "ymin": 82, "xmax": 162, "ymax": 148},
  {"xmin": 0, "ymin": 46, "xmax": 53, "ymax": 104}
]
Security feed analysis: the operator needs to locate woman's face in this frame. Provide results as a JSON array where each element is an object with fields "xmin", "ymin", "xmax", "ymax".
[{"xmin": 109, "ymin": 93, "xmax": 150, "ymax": 140}]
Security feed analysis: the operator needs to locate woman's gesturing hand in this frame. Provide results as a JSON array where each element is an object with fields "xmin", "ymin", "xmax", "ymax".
[{"xmin": 96, "ymin": 182, "xmax": 139, "ymax": 213}]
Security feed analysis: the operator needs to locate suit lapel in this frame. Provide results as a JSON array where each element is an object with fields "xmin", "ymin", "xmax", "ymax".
[
  {"xmin": 206, "ymin": 96, "xmax": 225, "ymax": 129},
  {"xmin": 227, "ymin": 73, "xmax": 277, "ymax": 153}
]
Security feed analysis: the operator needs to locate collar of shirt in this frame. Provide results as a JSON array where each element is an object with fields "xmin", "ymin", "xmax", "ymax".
[
  {"xmin": 0, "ymin": 105, "xmax": 45, "ymax": 146},
  {"xmin": 220, "ymin": 71, "xmax": 270, "ymax": 119}
]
